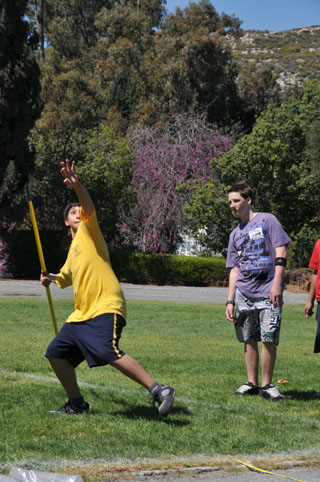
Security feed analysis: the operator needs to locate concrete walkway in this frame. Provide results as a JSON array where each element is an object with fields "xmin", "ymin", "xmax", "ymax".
[{"xmin": 0, "ymin": 279, "xmax": 308, "ymax": 305}]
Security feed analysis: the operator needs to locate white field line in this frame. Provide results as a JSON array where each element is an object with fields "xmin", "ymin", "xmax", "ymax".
[
  {"xmin": 1, "ymin": 367, "xmax": 320, "ymax": 472},
  {"xmin": 1, "ymin": 368, "xmax": 320, "ymax": 426}
]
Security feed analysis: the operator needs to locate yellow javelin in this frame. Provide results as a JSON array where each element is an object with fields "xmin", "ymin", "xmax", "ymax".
[{"xmin": 26, "ymin": 185, "xmax": 58, "ymax": 335}]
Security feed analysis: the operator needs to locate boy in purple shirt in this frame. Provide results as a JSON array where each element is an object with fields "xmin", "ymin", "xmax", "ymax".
[{"xmin": 225, "ymin": 182, "xmax": 290, "ymax": 401}]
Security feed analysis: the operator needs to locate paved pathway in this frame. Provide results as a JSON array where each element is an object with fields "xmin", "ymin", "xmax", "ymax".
[
  {"xmin": 0, "ymin": 280, "xmax": 308, "ymax": 305},
  {"xmin": 129, "ymin": 465, "xmax": 320, "ymax": 482}
]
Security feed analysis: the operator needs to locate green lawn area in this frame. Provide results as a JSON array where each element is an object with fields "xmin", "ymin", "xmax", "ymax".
[{"xmin": 0, "ymin": 298, "xmax": 320, "ymax": 478}]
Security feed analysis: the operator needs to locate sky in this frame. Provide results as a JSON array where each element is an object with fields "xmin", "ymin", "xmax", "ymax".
[{"xmin": 165, "ymin": 0, "xmax": 320, "ymax": 31}]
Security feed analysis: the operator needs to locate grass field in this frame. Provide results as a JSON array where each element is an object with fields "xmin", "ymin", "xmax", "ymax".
[{"xmin": 0, "ymin": 298, "xmax": 320, "ymax": 478}]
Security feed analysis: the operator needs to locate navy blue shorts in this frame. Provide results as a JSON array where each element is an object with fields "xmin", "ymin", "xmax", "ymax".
[{"xmin": 45, "ymin": 313, "xmax": 126, "ymax": 368}]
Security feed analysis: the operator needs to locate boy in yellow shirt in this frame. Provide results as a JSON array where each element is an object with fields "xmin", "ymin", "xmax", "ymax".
[{"xmin": 41, "ymin": 160, "xmax": 175, "ymax": 416}]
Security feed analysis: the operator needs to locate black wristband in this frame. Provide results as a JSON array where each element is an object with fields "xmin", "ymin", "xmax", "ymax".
[
  {"xmin": 275, "ymin": 257, "xmax": 287, "ymax": 267},
  {"xmin": 226, "ymin": 300, "xmax": 235, "ymax": 306}
]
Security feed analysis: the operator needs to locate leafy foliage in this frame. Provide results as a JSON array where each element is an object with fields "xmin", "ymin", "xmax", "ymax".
[
  {"xmin": 236, "ymin": 67, "xmax": 282, "ymax": 134},
  {"xmin": 187, "ymin": 80, "xmax": 320, "ymax": 265},
  {"xmin": 138, "ymin": 0, "xmax": 242, "ymax": 127},
  {"xmin": 111, "ymin": 252, "xmax": 228, "ymax": 286},
  {"xmin": 217, "ymin": 81, "xmax": 320, "ymax": 230},
  {"xmin": 183, "ymin": 181, "xmax": 235, "ymax": 257},
  {"xmin": 27, "ymin": 0, "xmax": 243, "ymax": 133},
  {"xmin": 4, "ymin": 2, "xmax": 320, "ymax": 273},
  {"xmin": 0, "ymin": 0, "xmax": 41, "ymax": 238},
  {"xmin": 29, "ymin": 124, "xmax": 134, "ymax": 244}
]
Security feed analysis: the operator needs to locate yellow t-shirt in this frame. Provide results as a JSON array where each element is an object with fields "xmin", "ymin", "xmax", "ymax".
[{"xmin": 55, "ymin": 209, "xmax": 126, "ymax": 323}]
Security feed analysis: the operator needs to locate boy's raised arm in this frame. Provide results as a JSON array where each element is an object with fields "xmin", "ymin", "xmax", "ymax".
[{"xmin": 61, "ymin": 159, "xmax": 94, "ymax": 218}]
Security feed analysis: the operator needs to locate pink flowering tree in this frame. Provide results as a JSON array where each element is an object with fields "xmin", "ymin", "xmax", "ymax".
[
  {"xmin": 0, "ymin": 219, "xmax": 14, "ymax": 276},
  {"xmin": 120, "ymin": 115, "xmax": 233, "ymax": 253},
  {"xmin": 0, "ymin": 243, "xmax": 8, "ymax": 275}
]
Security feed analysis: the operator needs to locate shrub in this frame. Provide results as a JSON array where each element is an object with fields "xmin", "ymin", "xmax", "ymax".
[
  {"xmin": 8, "ymin": 229, "xmax": 229, "ymax": 287},
  {"xmin": 7, "ymin": 230, "xmax": 66, "ymax": 279},
  {"xmin": 111, "ymin": 252, "xmax": 228, "ymax": 287}
]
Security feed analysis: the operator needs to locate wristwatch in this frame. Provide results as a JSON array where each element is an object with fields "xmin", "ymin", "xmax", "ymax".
[{"xmin": 226, "ymin": 300, "xmax": 235, "ymax": 306}]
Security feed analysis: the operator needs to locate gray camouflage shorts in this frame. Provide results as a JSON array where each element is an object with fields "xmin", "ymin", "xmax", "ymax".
[{"xmin": 235, "ymin": 288, "xmax": 282, "ymax": 345}]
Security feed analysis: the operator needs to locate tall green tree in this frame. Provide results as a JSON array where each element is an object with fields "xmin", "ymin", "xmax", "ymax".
[
  {"xmin": 186, "ymin": 80, "xmax": 320, "ymax": 264},
  {"xmin": 0, "ymin": 0, "xmax": 41, "ymax": 237},
  {"xmin": 136, "ymin": 0, "xmax": 243, "ymax": 126},
  {"xmin": 236, "ymin": 67, "xmax": 282, "ymax": 135},
  {"xmin": 33, "ymin": 0, "xmax": 243, "ymax": 134},
  {"xmin": 216, "ymin": 80, "xmax": 320, "ymax": 233}
]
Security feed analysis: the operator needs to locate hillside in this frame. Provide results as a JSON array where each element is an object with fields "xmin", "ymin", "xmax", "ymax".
[{"xmin": 229, "ymin": 25, "xmax": 320, "ymax": 88}]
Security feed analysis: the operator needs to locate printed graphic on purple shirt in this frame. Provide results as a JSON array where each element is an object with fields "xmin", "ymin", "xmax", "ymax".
[{"xmin": 226, "ymin": 213, "xmax": 291, "ymax": 298}]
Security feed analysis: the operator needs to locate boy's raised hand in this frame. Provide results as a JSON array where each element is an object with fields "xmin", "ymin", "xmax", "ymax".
[
  {"xmin": 60, "ymin": 158, "xmax": 95, "ymax": 217},
  {"xmin": 61, "ymin": 159, "xmax": 79, "ymax": 186}
]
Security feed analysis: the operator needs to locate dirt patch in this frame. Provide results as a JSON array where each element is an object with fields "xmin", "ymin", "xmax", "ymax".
[{"xmin": 285, "ymin": 269, "xmax": 313, "ymax": 293}]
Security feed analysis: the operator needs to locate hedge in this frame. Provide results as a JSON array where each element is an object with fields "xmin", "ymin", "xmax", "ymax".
[
  {"xmin": 6, "ymin": 230, "xmax": 228, "ymax": 287},
  {"xmin": 7, "ymin": 230, "xmax": 68, "ymax": 279},
  {"xmin": 110, "ymin": 252, "xmax": 228, "ymax": 287}
]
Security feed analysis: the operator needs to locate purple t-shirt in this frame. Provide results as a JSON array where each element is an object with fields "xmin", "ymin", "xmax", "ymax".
[{"xmin": 226, "ymin": 212, "xmax": 291, "ymax": 298}]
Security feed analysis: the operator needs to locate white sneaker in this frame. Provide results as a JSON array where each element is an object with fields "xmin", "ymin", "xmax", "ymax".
[
  {"xmin": 259, "ymin": 383, "xmax": 284, "ymax": 402},
  {"xmin": 233, "ymin": 382, "xmax": 259, "ymax": 396}
]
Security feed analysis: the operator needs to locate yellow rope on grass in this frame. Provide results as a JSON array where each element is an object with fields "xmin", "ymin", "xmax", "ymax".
[{"xmin": 235, "ymin": 459, "xmax": 307, "ymax": 482}]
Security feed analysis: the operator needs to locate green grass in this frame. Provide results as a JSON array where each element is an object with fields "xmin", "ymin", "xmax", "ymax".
[{"xmin": 0, "ymin": 298, "xmax": 320, "ymax": 476}]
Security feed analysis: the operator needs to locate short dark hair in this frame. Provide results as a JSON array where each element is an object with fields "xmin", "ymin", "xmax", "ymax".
[
  {"xmin": 63, "ymin": 202, "xmax": 81, "ymax": 220},
  {"xmin": 228, "ymin": 181, "xmax": 255, "ymax": 204}
]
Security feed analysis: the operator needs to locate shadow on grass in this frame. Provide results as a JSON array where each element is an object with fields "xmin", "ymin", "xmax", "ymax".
[
  {"xmin": 284, "ymin": 390, "xmax": 320, "ymax": 401},
  {"xmin": 89, "ymin": 393, "xmax": 192, "ymax": 424},
  {"xmin": 110, "ymin": 404, "xmax": 191, "ymax": 425}
]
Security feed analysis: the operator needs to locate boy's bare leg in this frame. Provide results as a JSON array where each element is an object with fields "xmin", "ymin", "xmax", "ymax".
[
  {"xmin": 261, "ymin": 342, "xmax": 277, "ymax": 387},
  {"xmin": 48, "ymin": 357, "xmax": 82, "ymax": 399},
  {"xmin": 111, "ymin": 354, "xmax": 155, "ymax": 389},
  {"xmin": 112, "ymin": 355, "xmax": 175, "ymax": 416},
  {"xmin": 244, "ymin": 341, "xmax": 259, "ymax": 386}
]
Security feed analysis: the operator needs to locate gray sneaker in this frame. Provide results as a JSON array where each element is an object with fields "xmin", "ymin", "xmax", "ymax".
[
  {"xmin": 152, "ymin": 385, "xmax": 175, "ymax": 416},
  {"xmin": 259, "ymin": 384, "xmax": 284, "ymax": 402},
  {"xmin": 48, "ymin": 400, "xmax": 90, "ymax": 414},
  {"xmin": 233, "ymin": 382, "xmax": 259, "ymax": 396}
]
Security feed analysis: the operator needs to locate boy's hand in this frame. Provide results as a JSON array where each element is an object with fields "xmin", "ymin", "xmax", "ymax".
[
  {"xmin": 270, "ymin": 281, "xmax": 283, "ymax": 308},
  {"xmin": 226, "ymin": 304, "xmax": 236, "ymax": 323},
  {"xmin": 304, "ymin": 301, "xmax": 314, "ymax": 318},
  {"xmin": 40, "ymin": 272, "xmax": 51, "ymax": 287},
  {"xmin": 61, "ymin": 159, "xmax": 79, "ymax": 187},
  {"xmin": 40, "ymin": 272, "xmax": 57, "ymax": 287}
]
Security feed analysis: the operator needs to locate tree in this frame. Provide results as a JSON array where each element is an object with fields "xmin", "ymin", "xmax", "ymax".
[
  {"xmin": 31, "ymin": 0, "xmax": 244, "ymax": 136},
  {"xmin": 75, "ymin": 124, "xmax": 135, "ymax": 244},
  {"xmin": 29, "ymin": 123, "xmax": 134, "ymax": 245},
  {"xmin": 216, "ymin": 81, "xmax": 320, "ymax": 234},
  {"xmin": 183, "ymin": 181, "xmax": 234, "ymax": 257},
  {"xmin": 236, "ymin": 67, "xmax": 282, "ymax": 135},
  {"xmin": 135, "ymin": 0, "xmax": 243, "ymax": 126},
  {"xmin": 120, "ymin": 115, "xmax": 233, "ymax": 253},
  {"xmin": 306, "ymin": 120, "xmax": 320, "ymax": 200},
  {"xmin": 0, "ymin": 0, "xmax": 41, "ymax": 240},
  {"xmin": 186, "ymin": 80, "xmax": 320, "ymax": 265}
]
